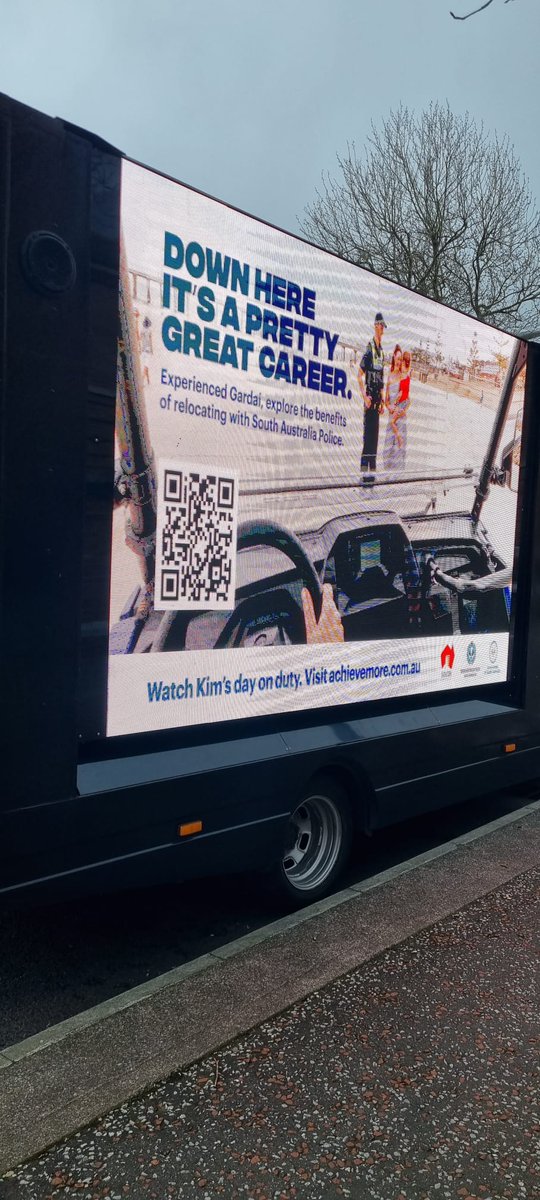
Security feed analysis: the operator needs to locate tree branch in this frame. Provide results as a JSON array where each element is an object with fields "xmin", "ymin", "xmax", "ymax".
[
  {"xmin": 450, "ymin": 0, "xmax": 514, "ymax": 17},
  {"xmin": 451, "ymin": 0, "xmax": 495, "ymax": 18}
]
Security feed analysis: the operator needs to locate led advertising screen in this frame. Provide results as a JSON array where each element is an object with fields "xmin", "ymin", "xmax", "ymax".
[{"xmin": 107, "ymin": 158, "xmax": 525, "ymax": 737}]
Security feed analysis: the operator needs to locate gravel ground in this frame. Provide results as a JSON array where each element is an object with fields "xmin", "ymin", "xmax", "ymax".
[{"xmin": 3, "ymin": 867, "xmax": 540, "ymax": 1200}]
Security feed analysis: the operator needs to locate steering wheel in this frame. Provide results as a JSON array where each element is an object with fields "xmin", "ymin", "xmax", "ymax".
[
  {"xmin": 151, "ymin": 518, "xmax": 323, "ymax": 652},
  {"xmin": 215, "ymin": 519, "xmax": 323, "ymax": 648},
  {"xmin": 237, "ymin": 520, "xmax": 322, "ymax": 618}
]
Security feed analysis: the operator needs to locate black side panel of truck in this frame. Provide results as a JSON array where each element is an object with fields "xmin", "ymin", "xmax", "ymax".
[{"xmin": 0, "ymin": 96, "xmax": 120, "ymax": 811}]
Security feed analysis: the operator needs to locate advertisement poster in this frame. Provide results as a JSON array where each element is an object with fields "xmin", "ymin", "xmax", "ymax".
[{"xmin": 107, "ymin": 158, "xmax": 525, "ymax": 737}]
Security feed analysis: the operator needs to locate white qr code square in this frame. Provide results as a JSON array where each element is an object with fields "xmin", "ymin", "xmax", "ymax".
[{"xmin": 155, "ymin": 459, "xmax": 239, "ymax": 611}]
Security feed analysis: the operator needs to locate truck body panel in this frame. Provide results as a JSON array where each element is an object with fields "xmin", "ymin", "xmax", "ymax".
[{"xmin": 1, "ymin": 92, "xmax": 539, "ymax": 901}]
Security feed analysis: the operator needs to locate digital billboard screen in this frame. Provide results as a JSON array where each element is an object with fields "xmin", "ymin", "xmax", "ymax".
[{"xmin": 107, "ymin": 158, "xmax": 525, "ymax": 736}]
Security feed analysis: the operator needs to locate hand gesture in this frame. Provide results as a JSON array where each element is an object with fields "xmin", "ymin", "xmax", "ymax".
[{"xmin": 302, "ymin": 584, "xmax": 345, "ymax": 644}]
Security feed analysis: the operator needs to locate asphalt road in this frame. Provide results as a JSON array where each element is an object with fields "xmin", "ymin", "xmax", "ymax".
[{"xmin": 0, "ymin": 784, "xmax": 537, "ymax": 1050}]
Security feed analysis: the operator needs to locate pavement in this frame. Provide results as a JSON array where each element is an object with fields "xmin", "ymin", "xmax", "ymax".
[{"xmin": 1, "ymin": 801, "xmax": 540, "ymax": 1197}]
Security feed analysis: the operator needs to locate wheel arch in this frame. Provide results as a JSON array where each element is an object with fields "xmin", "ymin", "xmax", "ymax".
[{"xmin": 298, "ymin": 756, "xmax": 375, "ymax": 836}]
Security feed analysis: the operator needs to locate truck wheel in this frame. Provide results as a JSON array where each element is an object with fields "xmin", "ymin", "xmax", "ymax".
[{"xmin": 276, "ymin": 776, "xmax": 352, "ymax": 904}]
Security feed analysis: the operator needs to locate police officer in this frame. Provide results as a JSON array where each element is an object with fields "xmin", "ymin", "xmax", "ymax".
[{"xmin": 358, "ymin": 312, "xmax": 386, "ymax": 476}]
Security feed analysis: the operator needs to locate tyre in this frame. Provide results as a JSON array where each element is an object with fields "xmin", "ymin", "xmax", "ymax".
[{"xmin": 274, "ymin": 775, "xmax": 353, "ymax": 904}]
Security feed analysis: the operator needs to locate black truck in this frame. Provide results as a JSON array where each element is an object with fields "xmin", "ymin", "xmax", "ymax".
[{"xmin": 1, "ymin": 92, "xmax": 539, "ymax": 904}]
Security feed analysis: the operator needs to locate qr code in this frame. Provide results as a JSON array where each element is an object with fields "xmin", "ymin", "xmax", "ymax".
[{"xmin": 155, "ymin": 460, "xmax": 239, "ymax": 611}]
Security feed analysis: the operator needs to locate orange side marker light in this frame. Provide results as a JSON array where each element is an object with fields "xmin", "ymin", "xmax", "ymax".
[{"xmin": 178, "ymin": 820, "xmax": 203, "ymax": 837}]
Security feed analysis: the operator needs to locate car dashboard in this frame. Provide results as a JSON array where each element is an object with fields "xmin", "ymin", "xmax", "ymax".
[{"xmin": 125, "ymin": 508, "xmax": 511, "ymax": 652}]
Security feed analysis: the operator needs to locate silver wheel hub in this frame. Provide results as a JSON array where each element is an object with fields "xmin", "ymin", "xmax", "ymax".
[{"xmin": 283, "ymin": 793, "xmax": 343, "ymax": 892}]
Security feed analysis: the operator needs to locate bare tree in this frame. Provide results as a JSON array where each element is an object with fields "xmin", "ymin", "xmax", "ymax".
[
  {"xmin": 468, "ymin": 332, "xmax": 480, "ymax": 375},
  {"xmin": 451, "ymin": 0, "xmax": 515, "ymax": 19},
  {"xmin": 301, "ymin": 104, "xmax": 540, "ymax": 333}
]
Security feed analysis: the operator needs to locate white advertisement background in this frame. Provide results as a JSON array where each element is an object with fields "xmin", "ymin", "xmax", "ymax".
[
  {"xmin": 118, "ymin": 161, "xmax": 517, "ymax": 495},
  {"xmin": 108, "ymin": 159, "xmax": 520, "ymax": 736},
  {"xmin": 107, "ymin": 634, "xmax": 509, "ymax": 738}
]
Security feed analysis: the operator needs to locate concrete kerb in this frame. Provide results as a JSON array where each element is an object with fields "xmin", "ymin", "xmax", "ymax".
[{"xmin": 0, "ymin": 797, "xmax": 539, "ymax": 1174}]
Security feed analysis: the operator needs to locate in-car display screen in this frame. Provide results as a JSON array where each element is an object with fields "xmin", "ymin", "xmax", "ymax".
[{"xmin": 106, "ymin": 158, "xmax": 525, "ymax": 736}]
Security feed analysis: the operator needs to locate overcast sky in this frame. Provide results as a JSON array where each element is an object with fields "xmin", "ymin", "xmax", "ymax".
[{"xmin": 1, "ymin": 0, "xmax": 537, "ymax": 237}]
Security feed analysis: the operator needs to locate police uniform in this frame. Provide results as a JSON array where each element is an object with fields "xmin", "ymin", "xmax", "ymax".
[{"xmin": 360, "ymin": 336, "xmax": 385, "ymax": 472}]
